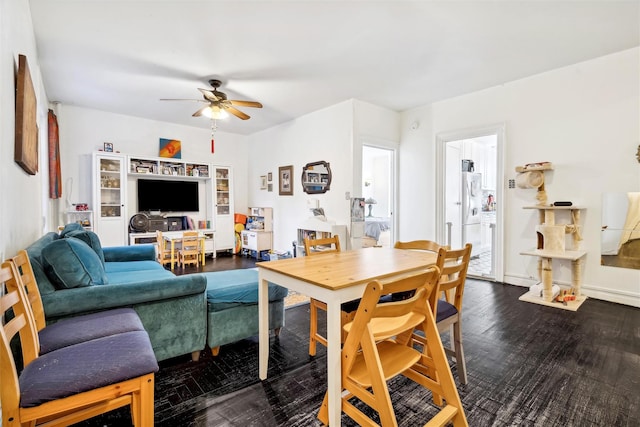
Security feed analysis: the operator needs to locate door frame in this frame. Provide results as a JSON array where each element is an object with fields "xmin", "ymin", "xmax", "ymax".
[
  {"xmin": 435, "ymin": 124, "xmax": 505, "ymax": 282},
  {"xmin": 360, "ymin": 137, "xmax": 398, "ymax": 247}
]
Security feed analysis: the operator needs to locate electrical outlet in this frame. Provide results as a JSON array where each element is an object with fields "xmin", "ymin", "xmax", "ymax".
[
  {"xmin": 345, "ymin": 191, "xmax": 351, "ymax": 200},
  {"xmin": 508, "ymin": 179, "xmax": 515, "ymax": 189}
]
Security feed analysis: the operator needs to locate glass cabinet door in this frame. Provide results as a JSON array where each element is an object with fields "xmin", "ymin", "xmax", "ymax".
[
  {"xmin": 93, "ymin": 153, "xmax": 127, "ymax": 247},
  {"xmin": 99, "ymin": 157, "xmax": 123, "ymax": 218},
  {"xmin": 215, "ymin": 167, "xmax": 231, "ymax": 215}
]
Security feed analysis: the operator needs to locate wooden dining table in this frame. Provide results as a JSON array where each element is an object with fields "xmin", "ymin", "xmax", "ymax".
[{"xmin": 257, "ymin": 247, "xmax": 437, "ymax": 426}]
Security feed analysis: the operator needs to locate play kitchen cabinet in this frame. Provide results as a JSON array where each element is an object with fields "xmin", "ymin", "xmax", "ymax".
[{"xmin": 241, "ymin": 207, "xmax": 273, "ymax": 258}]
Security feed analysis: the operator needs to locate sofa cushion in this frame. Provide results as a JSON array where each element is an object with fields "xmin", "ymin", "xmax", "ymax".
[
  {"xmin": 105, "ymin": 260, "xmax": 167, "ymax": 274},
  {"xmin": 203, "ymin": 268, "xmax": 288, "ymax": 311},
  {"xmin": 64, "ymin": 229, "xmax": 105, "ymax": 265},
  {"xmin": 42, "ymin": 238, "xmax": 108, "ymax": 289},
  {"xmin": 59, "ymin": 222, "xmax": 85, "ymax": 237}
]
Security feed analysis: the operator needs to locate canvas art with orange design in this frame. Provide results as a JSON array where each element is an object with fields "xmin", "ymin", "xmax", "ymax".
[{"xmin": 159, "ymin": 138, "xmax": 181, "ymax": 158}]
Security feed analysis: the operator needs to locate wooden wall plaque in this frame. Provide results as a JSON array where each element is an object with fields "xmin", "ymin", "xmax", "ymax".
[{"xmin": 15, "ymin": 54, "xmax": 38, "ymax": 175}]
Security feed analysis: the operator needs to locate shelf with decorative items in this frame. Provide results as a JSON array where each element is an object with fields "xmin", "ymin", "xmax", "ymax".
[
  {"xmin": 128, "ymin": 156, "xmax": 210, "ymax": 180},
  {"xmin": 65, "ymin": 210, "xmax": 94, "ymax": 231}
]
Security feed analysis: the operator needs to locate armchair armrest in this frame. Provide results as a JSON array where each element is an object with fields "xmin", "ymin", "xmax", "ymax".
[{"xmin": 103, "ymin": 244, "xmax": 156, "ymax": 262}]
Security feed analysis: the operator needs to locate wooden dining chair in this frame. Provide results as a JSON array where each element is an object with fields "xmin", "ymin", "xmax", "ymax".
[
  {"xmin": 156, "ymin": 230, "xmax": 174, "ymax": 267},
  {"xmin": 413, "ymin": 243, "xmax": 472, "ymax": 385},
  {"xmin": 393, "ymin": 239, "xmax": 447, "ymax": 300},
  {"xmin": 0, "ymin": 261, "xmax": 158, "ymax": 427},
  {"xmin": 304, "ymin": 235, "xmax": 360, "ymax": 356},
  {"xmin": 7, "ymin": 249, "xmax": 145, "ymax": 355},
  {"xmin": 179, "ymin": 230, "xmax": 200, "ymax": 268},
  {"xmin": 316, "ymin": 266, "xmax": 468, "ymax": 426}
]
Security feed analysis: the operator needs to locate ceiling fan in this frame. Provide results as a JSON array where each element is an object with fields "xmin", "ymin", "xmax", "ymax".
[{"xmin": 160, "ymin": 79, "xmax": 262, "ymax": 120}]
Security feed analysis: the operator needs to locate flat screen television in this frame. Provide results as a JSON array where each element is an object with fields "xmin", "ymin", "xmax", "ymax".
[{"xmin": 137, "ymin": 179, "xmax": 199, "ymax": 212}]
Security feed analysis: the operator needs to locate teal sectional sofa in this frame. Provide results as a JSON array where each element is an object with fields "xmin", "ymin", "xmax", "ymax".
[{"xmin": 25, "ymin": 225, "xmax": 207, "ymax": 362}]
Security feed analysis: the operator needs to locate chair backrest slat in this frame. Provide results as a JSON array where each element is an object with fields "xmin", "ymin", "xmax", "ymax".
[
  {"xmin": 304, "ymin": 235, "xmax": 341, "ymax": 256},
  {"xmin": 1, "ymin": 261, "xmax": 40, "ymax": 367},
  {"xmin": 9, "ymin": 250, "xmax": 46, "ymax": 331},
  {"xmin": 435, "ymin": 243, "xmax": 472, "ymax": 312}
]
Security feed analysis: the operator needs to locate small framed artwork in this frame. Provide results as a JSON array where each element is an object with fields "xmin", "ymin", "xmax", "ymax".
[
  {"xmin": 260, "ymin": 175, "xmax": 267, "ymax": 190},
  {"xmin": 103, "ymin": 142, "xmax": 113, "ymax": 152},
  {"xmin": 159, "ymin": 138, "xmax": 181, "ymax": 158},
  {"xmin": 279, "ymin": 165, "xmax": 294, "ymax": 196},
  {"xmin": 268, "ymin": 183, "xmax": 273, "ymax": 192},
  {"xmin": 268, "ymin": 172, "xmax": 273, "ymax": 182}
]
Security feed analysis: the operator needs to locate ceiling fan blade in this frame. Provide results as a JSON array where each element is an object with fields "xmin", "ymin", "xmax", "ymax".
[
  {"xmin": 160, "ymin": 98, "xmax": 208, "ymax": 103},
  {"xmin": 192, "ymin": 106, "xmax": 210, "ymax": 117},
  {"xmin": 198, "ymin": 88, "xmax": 220, "ymax": 102},
  {"xmin": 226, "ymin": 106, "xmax": 250, "ymax": 120},
  {"xmin": 229, "ymin": 100, "xmax": 263, "ymax": 108}
]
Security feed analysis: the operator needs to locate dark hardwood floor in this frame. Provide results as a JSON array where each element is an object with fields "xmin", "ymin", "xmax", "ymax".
[{"xmin": 78, "ymin": 253, "xmax": 640, "ymax": 426}]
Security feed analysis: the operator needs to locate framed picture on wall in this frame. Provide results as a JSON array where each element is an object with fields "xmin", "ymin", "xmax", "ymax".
[
  {"xmin": 15, "ymin": 54, "xmax": 38, "ymax": 175},
  {"xmin": 103, "ymin": 142, "xmax": 113, "ymax": 152},
  {"xmin": 279, "ymin": 165, "xmax": 293, "ymax": 196},
  {"xmin": 260, "ymin": 175, "xmax": 267, "ymax": 190}
]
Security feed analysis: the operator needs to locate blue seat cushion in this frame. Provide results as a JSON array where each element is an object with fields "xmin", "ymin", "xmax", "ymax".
[
  {"xmin": 39, "ymin": 308, "xmax": 145, "ymax": 354},
  {"xmin": 20, "ymin": 331, "xmax": 158, "ymax": 408},
  {"xmin": 435, "ymin": 300, "xmax": 458, "ymax": 323},
  {"xmin": 203, "ymin": 268, "xmax": 288, "ymax": 311}
]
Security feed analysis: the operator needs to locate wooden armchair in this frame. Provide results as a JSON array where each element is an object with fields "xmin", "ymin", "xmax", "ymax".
[
  {"xmin": 411, "ymin": 243, "xmax": 472, "ymax": 386},
  {"xmin": 179, "ymin": 230, "xmax": 201, "ymax": 268},
  {"xmin": 0, "ymin": 260, "xmax": 158, "ymax": 427},
  {"xmin": 316, "ymin": 267, "xmax": 468, "ymax": 426}
]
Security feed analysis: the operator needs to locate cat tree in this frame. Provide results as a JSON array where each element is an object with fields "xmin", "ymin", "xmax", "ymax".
[{"xmin": 516, "ymin": 162, "xmax": 587, "ymax": 311}]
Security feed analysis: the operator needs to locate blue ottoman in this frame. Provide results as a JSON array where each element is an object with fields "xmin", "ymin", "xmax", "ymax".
[{"xmin": 203, "ymin": 268, "xmax": 288, "ymax": 356}]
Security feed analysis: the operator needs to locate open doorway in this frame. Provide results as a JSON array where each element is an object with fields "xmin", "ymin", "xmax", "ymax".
[
  {"xmin": 436, "ymin": 126, "xmax": 504, "ymax": 281},
  {"xmin": 361, "ymin": 145, "xmax": 394, "ymax": 247}
]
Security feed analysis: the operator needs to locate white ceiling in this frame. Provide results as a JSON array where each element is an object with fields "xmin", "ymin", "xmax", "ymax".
[{"xmin": 29, "ymin": 1, "xmax": 639, "ymax": 136}]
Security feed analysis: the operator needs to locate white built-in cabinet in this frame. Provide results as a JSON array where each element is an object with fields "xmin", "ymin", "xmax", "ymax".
[
  {"xmin": 93, "ymin": 152, "xmax": 127, "ymax": 246},
  {"xmin": 91, "ymin": 152, "xmax": 236, "ymax": 253},
  {"xmin": 213, "ymin": 166, "xmax": 235, "ymax": 252}
]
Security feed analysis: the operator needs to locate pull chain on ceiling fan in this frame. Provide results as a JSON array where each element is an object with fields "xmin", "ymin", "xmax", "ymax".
[{"xmin": 160, "ymin": 79, "xmax": 263, "ymax": 121}]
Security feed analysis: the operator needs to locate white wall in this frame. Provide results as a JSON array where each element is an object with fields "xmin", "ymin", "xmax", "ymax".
[
  {"xmin": 245, "ymin": 99, "xmax": 399, "ymax": 252},
  {"xmin": 400, "ymin": 48, "xmax": 640, "ymax": 307},
  {"xmin": 246, "ymin": 101, "xmax": 355, "ymax": 252},
  {"xmin": 56, "ymin": 104, "xmax": 250, "ymax": 230},
  {"xmin": 0, "ymin": 0, "xmax": 51, "ymax": 259}
]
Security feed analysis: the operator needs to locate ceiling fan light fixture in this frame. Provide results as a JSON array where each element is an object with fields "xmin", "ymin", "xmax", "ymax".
[{"xmin": 202, "ymin": 105, "xmax": 229, "ymax": 120}]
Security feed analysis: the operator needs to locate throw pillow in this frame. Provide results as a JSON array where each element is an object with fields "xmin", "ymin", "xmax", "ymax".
[
  {"xmin": 59, "ymin": 222, "xmax": 85, "ymax": 237},
  {"xmin": 42, "ymin": 238, "xmax": 108, "ymax": 289},
  {"xmin": 64, "ymin": 229, "xmax": 105, "ymax": 265}
]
